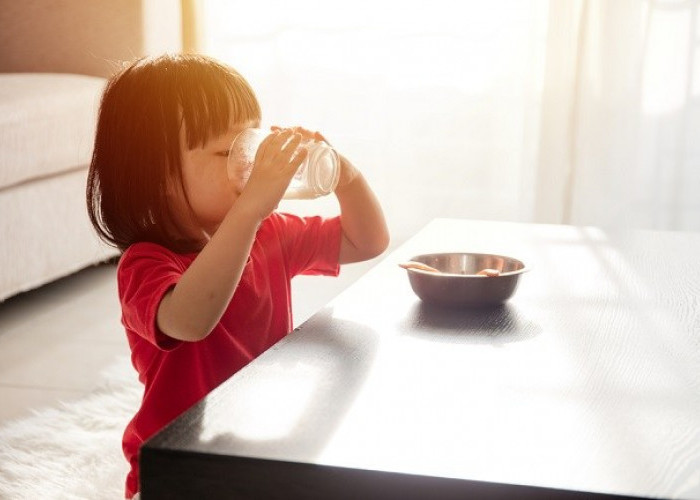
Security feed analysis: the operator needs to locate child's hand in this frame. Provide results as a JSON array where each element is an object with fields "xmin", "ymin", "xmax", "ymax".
[
  {"xmin": 271, "ymin": 125, "xmax": 323, "ymax": 144},
  {"xmin": 269, "ymin": 126, "xmax": 388, "ymax": 265},
  {"xmin": 238, "ymin": 129, "xmax": 307, "ymax": 219},
  {"xmin": 271, "ymin": 125, "xmax": 360, "ymax": 189}
]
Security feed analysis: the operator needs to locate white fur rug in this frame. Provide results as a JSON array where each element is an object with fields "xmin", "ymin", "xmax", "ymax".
[{"xmin": 0, "ymin": 356, "xmax": 141, "ymax": 499}]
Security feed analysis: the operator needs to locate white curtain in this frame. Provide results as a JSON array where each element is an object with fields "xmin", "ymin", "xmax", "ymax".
[{"xmin": 202, "ymin": 0, "xmax": 700, "ymax": 246}]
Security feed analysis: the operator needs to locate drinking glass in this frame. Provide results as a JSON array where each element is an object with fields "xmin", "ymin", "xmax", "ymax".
[{"xmin": 227, "ymin": 128, "xmax": 340, "ymax": 199}]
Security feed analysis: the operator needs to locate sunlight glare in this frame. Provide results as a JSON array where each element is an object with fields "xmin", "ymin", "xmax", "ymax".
[
  {"xmin": 199, "ymin": 361, "xmax": 321, "ymax": 442},
  {"xmin": 641, "ymin": 6, "xmax": 692, "ymax": 114},
  {"xmin": 203, "ymin": 0, "xmax": 546, "ymax": 95}
]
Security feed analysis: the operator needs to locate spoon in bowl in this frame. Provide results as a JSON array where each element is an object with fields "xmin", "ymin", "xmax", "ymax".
[
  {"xmin": 399, "ymin": 261, "xmax": 501, "ymax": 277},
  {"xmin": 399, "ymin": 261, "xmax": 441, "ymax": 273}
]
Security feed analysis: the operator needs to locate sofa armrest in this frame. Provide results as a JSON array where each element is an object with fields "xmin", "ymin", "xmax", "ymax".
[{"xmin": 0, "ymin": 0, "xmax": 183, "ymax": 78}]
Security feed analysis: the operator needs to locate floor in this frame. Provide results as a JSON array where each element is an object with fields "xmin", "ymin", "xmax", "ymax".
[
  {"xmin": 0, "ymin": 258, "xmax": 376, "ymax": 426},
  {"xmin": 0, "ymin": 263, "xmax": 126, "ymax": 424}
]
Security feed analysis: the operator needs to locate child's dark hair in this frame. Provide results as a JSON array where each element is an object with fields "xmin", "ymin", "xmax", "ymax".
[{"xmin": 87, "ymin": 53, "xmax": 261, "ymax": 253}]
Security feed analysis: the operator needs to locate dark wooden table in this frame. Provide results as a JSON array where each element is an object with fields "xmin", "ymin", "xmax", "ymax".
[{"xmin": 141, "ymin": 219, "xmax": 700, "ymax": 499}]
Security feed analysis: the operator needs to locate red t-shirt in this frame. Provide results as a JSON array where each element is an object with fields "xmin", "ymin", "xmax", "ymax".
[{"xmin": 118, "ymin": 213, "xmax": 342, "ymax": 498}]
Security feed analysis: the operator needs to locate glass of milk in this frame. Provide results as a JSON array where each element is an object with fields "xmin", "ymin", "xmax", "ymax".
[{"xmin": 227, "ymin": 128, "xmax": 340, "ymax": 199}]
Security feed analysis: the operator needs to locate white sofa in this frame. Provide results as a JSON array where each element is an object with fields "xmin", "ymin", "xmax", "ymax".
[{"xmin": 0, "ymin": 0, "xmax": 183, "ymax": 301}]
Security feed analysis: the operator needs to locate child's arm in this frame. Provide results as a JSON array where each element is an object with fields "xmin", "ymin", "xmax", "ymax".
[
  {"xmin": 270, "ymin": 125, "xmax": 390, "ymax": 264},
  {"xmin": 333, "ymin": 154, "xmax": 390, "ymax": 264},
  {"xmin": 156, "ymin": 130, "xmax": 305, "ymax": 342}
]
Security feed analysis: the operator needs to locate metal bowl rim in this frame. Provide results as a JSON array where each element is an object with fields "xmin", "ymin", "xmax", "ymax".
[{"xmin": 408, "ymin": 252, "xmax": 531, "ymax": 277}]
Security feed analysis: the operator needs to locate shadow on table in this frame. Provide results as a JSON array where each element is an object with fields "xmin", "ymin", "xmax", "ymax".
[
  {"xmin": 186, "ymin": 308, "xmax": 379, "ymax": 462},
  {"xmin": 401, "ymin": 301, "xmax": 541, "ymax": 346}
]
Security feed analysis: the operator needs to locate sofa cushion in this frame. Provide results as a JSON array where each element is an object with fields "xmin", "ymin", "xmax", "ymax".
[
  {"xmin": 0, "ymin": 73, "xmax": 105, "ymax": 189},
  {"xmin": 0, "ymin": 167, "xmax": 117, "ymax": 302}
]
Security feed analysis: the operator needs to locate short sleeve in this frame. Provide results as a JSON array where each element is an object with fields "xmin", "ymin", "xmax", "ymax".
[
  {"xmin": 272, "ymin": 213, "xmax": 342, "ymax": 277},
  {"xmin": 117, "ymin": 243, "xmax": 186, "ymax": 351}
]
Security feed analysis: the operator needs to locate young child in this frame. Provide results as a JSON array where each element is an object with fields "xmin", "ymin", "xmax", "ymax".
[{"xmin": 86, "ymin": 53, "xmax": 389, "ymax": 499}]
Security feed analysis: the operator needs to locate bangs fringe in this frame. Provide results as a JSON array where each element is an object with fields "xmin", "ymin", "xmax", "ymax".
[{"xmin": 178, "ymin": 58, "xmax": 261, "ymax": 149}]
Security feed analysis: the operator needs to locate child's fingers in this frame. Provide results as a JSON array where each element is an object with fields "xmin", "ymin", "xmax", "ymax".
[
  {"xmin": 291, "ymin": 127, "xmax": 331, "ymax": 146},
  {"xmin": 314, "ymin": 131, "xmax": 331, "ymax": 145},
  {"xmin": 256, "ymin": 129, "xmax": 293, "ymax": 167},
  {"xmin": 279, "ymin": 133, "xmax": 307, "ymax": 176},
  {"xmin": 295, "ymin": 126, "xmax": 317, "ymax": 141},
  {"xmin": 279, "ymin": 131, "xmax": 303, "ymax": 162},
  {"xmin": 271, "ymin": 125, "xmax": 320, "ymax": 142},
  {"xmin": 257, "ymin": 129, "xmax": 302, "ymax": 171},
  {"xmin": 289, "ymin": 143, "xmax": 308, "ymax": 171},
  {"xmin": 255, "ymin": 129, "xmax": 282, "ymax": 165}
]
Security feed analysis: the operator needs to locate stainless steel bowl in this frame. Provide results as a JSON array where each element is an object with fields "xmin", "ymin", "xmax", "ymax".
[{"xmin": 405, "ymin": 252, "xmax": 528, "ymax": 307}]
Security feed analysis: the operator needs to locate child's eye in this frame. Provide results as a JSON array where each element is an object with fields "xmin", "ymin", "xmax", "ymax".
[{"xmin": 216, "ymin": 150, "xmax": 231, "ymax": 158}]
